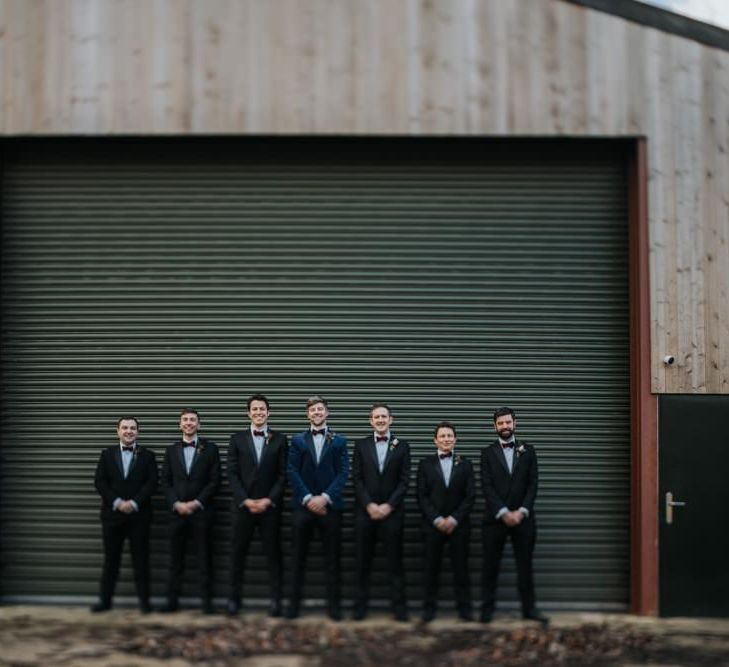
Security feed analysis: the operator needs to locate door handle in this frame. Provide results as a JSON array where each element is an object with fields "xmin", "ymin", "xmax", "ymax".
[{"xmin": 665, "ymin": 491, "xmax": 687, "ymax": 525}]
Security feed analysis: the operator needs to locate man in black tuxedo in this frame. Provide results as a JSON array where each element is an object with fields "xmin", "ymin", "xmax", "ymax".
[
  {"xmin": 92, "ymin": 416, "xmax": 158, "ymax": 613},
  {"xmin": 352, "ymin": 402, "xmax": 411, "ymax": 621},
  {"xmin": 160, "ymin": 408, "xmax": 220, "ymax": 613},
  {"xmin": 286, "ymin": 395, "xmax": 349, "ymax": 620},
  {"xmin": 480, "ymin": 406, "xmax": 547, "ymax": 624},
  {"xmin": 227, "ymin": 393, "xmax": 288, "ymax": 617},
  {"xmin": 416, "ymin": 421, "xmax": 475, "ymax": 622}
]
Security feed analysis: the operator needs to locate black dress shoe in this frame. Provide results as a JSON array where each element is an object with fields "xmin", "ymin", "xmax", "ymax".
[
  {"xmin": 90, "ymin": 602, "xmax": 111, "ymax": 613},
  {"xmin": 226, "ymin": 600, "xmax": 240, "ymax": 617},
  {"xmin": 459, "ymin": 611, "xmax": 474, "ymax": 622},
  {"xmin": 268, "ymin": 601, "xmax": 283, "ymax": 618},
  {"xmin": 139, "ymin": 601, "xmax": 152, "ymax": 614},
  {"xmin": 394, "ymin": 609, "xmax": 410, "ymax": 622},
  {"xmin": 421, "ymin": 610, "xmax": 435, "ymax": 623},
  {"xmin": 159, "ymin": 601, "xmax": 179, "ymax": 613},
  {"xmin": 328, "ymin": 607, "xmax": 342, "ymax": 622},
  {"xmin": 523, "ymin": 610, "xmax": 549, "ymax": 625},
  {"xmin": 284, "ymin": 606, "xmax": 300, "ymax": 620},
  {"xmin": 479, "ymin": 613, "xmax": 493, "ymax": 624},
  {"xmin": 352, "ymin": 607, "xmax": 366, "ymax": 621},
  {"xmin": 201, "ymin": 601, "xmax": 215, "ymax": 615}
]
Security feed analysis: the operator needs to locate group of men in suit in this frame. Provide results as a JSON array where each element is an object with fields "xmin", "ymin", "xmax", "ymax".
[{"xmin": 91, "ymin": 396, "xmax": 547, "ymax": 625}]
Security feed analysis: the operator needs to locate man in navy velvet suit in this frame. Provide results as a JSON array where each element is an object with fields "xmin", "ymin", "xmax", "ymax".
[
  {"xmin": 480, "ymin": 406, "xmax": 547, "ymax": 625},
  {"xmin": 286, "ymin": 395, "xmax": 349, "ymax": 620}
]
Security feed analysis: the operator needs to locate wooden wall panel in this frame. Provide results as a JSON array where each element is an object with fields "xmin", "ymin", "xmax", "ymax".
[{"xmin": 1, "ymin": 0, "xmax": 728, "ymax": 392}]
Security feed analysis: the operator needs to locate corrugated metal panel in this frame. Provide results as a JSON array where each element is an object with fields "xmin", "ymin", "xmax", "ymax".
[{"xmin": 0, "ymin": 138, "xmax": 630, "ymax": 610}]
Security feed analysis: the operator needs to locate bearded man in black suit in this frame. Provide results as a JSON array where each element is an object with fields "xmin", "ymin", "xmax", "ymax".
[
  {"xmin": 226, "ymin": 394, "xmax": 288, "ymax": 617},
  {"xmin": 480, "ymin": 406, "xmax": 547, "ymax": 624},
  {"xmin": 416, "ymin": 421, "xmax": 475, "ymax": 622},
  {"xmin": 92, "ymin": 416, "xmax": 158, "ymax": 613},
  {"xmin": 160, "ymin": 408, "xmax": 221, "ymax": 614},
  {"xmin": 352, "ymin": 402, "xmax": 411, "ymax": 621}
]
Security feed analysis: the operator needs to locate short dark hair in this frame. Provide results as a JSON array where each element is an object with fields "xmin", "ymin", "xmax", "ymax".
[
  {"xmin": 117, "ymin": 416, "xmax": 139, "ymax": 429},
  {"xmin": 179, "ymin": 408, "xmax": 200, "ymax": 419},
  {"xmin": 493, "ymin": 406, "xmax": 516, "ymax": 422},
  {"xmin": 370, "ymin": 402, "xmax": 391, "ymax": 416},
  {"xmin": 247, "ymin": 393, "xmax": 270, "ymax": 411},
  {"xmin": 433, "ymin": 421, "xmax": 457, "ymax": 438},
  {"xmin": 306, "ymin": 395, "xmax": 328, "ymax": 409}
]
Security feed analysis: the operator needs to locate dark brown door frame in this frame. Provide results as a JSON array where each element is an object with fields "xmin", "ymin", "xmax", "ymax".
[{"xmin": 628, "ymin": 138, "xmax": 658, "ymax": 615}]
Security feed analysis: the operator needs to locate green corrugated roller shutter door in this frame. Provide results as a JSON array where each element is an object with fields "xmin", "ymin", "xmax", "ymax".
[{"xmin": 1, "ymin": 138, "xmax": 629, "ymax": 611}]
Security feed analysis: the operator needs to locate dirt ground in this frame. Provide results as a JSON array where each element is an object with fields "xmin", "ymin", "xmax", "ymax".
[{"xmin": 1, "ymin": 606, "xmax": 728, "ymax": 667}]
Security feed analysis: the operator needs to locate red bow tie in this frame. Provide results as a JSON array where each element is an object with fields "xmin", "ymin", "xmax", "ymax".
[
  {"xmin": 376, "ymin": 435, "xmax": 388, "ymax": 443},
  {"xmin": 184, "ymin": 442, "xmax": 196, "ymax": 448},
  {"xmin": 501, "ymin": 442, "xmax": 514, "ymax": 449},
  {"xmin": 253, "ymin": 430, "xmax": 265, "ymax": 437}
]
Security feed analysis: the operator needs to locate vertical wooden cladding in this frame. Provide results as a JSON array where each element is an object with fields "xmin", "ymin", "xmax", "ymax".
[{"xmin": 0, "ymin": 0, "xmax": 728, "ymax": 391}]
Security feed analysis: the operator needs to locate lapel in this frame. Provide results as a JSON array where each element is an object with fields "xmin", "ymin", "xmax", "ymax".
[
  {"xmin": 177, "ymin": 442, "xmax": 187, "ymax": 475},
  {"xmin": 382, "ymin": 434, "xmax": 396, "ymax": 472},
  {"xmin": 433, "ymin": 454, "xmax": 448, "ymax": 488},
  {"xmin": 366, "ymin": 435, "xmax": 381, "ymax": 473},
  {"xmin": 190, "ymin": 441, "xmax": 203, "ymax": 473},
  {"xmin": 304, "ymin": 431, "xmax": 317, "ymax": 465},
  {"xmin": 494, "ymin": 442, "xmax": 510, "ymax": 475},
  {"xmin": 320, "ymin": 429, "xmax": 333, "ymax": 463},
  {"xmin": 244, "ymin": 430, "xmax": 259, "ymax": 466},
  {"xmin": 114, "ymin": 447, "xmax": 124, "ymax": 478},
  {"xmin": 127, "ymin": 446, "xmax": 139, "ymax": 478},
  {"xmin": 511, "ymin": 440, "xmax": 524, "ymax": 474}
]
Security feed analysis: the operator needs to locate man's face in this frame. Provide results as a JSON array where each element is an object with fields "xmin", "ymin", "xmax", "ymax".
[
  {"xmin": 370, "ymin": 407, "xmax": 393, "ymax": 436},
  {"xmin": 434, "ymin": 426, "xmax": 456, "ymax": 454},
  {"xmin": 248, "ymin": 400, "xmax": 270, "ymax": 428},
  {"xmin": 307, "ymin": 401, "xmax": 329, "ymax": 428},
  {"xmin": 117, "ymin": 419, "xmax": 138, "ymax": 445},
  {"xmin": 179, "ymin": 412, "xmax": 200, "ymax": 439},
  {"xmin": 494, "ymin": 414, "xmax": 516, "ymax": 441}
]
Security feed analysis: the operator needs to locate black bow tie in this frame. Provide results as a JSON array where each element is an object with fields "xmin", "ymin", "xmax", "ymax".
[
  {"xmin": 253, "ymin": 430, "xmax": 265, "ymax": 437},
  {"xmin": 501, "ymin": 442, "xmax": 514, "ymax": 449},
  {"xmin": 121, "ymin": 445, "xmax": 135, "ymax": 452},
  {"xmin": 183, "ymin": 442, "xmax": 196, "ymax": 449},
  {"xmin": 375, "ymin": 435, "xmax": 388, "ymax": 443},
  {"xmin": 312, "ymin": 429, "xmax": 326, "ymax": 436},
  {"xmin": 439, "ymin": 452, "xmax": 453, "ymax": 459}
]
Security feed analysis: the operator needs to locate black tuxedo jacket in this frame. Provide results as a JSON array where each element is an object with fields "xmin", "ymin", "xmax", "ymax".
[
  {"xmin": 227, "ymin": 428, "xmax": 288, "ymax": 509},
  {"xmin": 352, "ymin": 434, "xmax": 410, "ymax": 514},
  {"xmin": 94, "ymin": 445, "xmax": 158, "ymax": 520},
  {"xmin": 480, "ymin": 439, "xmax": 538, "ymax": 524},
  {"xmin": 161, "ymin": 438, "xmax": 221, "ymax": 510},
  {"xmin": 416, "ymin": 453, "xmax": 475, "ymax": 525}
]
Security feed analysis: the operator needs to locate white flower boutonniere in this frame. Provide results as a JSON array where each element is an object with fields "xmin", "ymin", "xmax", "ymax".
[
  {"xmin": 516, "ymin": 444, "xmax": 525, "ymax": 457},
  {"xmin": 325, "ymin": 431, "xmax": 335, "ymax": 445},
  {"xmin": 265, "ymin": 431, "xmax": 272, "ymax": 445},
  {"xmin": 390, "ymin": 438, "xmax": 399, "ymax": 452},
  {"xmin": 196, "ymin": 442, "xmax": 205, "ymax": 454},
  {"xmin": 454, "ymin": 455, "xmax": 462, "ymax": 466}
]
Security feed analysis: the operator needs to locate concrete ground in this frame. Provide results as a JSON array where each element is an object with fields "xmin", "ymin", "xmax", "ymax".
[{"xmin": 1, "ymin": 605, "xmax": 728, "ymax": 667}]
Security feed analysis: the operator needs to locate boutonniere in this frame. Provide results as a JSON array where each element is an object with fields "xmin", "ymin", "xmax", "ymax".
[
  {"xmin": 454, "ymin": 455, "xmax": 462, "ymax": 466},
  {"xmin": 516, "ymin": 444, "xmax": 525, "ymax": 457},
  {"xmin": 265, "ymin": 431, "xmax": 272, "ymax": 445},
  {"xmin": 195, "ymin": 442, "xmax": 205, "ymax": 454},
  {"xmin": 390, "ymin": 438, "xmax": 399, "ymax": 452},
  {"xmin": 325, "ymin": 431, "xmax": 335, "ymax": 445},
  {"xmin": 131, "ymin": 448, "xmax": 139, "ymax": 462}
]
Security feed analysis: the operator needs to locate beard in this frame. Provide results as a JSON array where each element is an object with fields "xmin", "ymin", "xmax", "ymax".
[{"xmin": 497, "ymin": 428, "xmax": 514, "ymax": 440}]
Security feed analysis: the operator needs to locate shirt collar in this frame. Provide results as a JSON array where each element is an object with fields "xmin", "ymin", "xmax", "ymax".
[
  {"xmin": 374, "ymin": 431, "xmax": 390, "ymax": 441},
  {"xmin": 310, "ymin": 424, "xmax": 328, "ymax": 433},
  {"xmin": 499, "ymin": 438, "xmax": 515, "ymax": 446},
  {"xmin": 119, "ymin": 441, "xmax": 137, "ymax": 450},
  {"xmin": 182, "ymin": 436, "xmax": 197, "ymax": 446},
  {"xmin": 251, "ymin": 424, "xmax": 268, "ymax": 436}
]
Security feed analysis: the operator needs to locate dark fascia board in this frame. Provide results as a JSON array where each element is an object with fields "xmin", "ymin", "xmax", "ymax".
[{"xmin": 563, "ymin": 0, "xmax": 729, "ymax": 51}]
